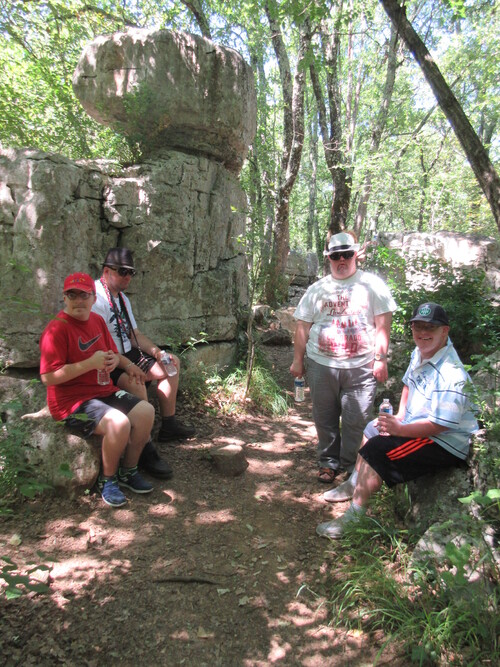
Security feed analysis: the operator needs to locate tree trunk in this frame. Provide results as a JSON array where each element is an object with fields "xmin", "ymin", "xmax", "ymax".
[
  {"xmin": 264, "ymin": 3, "xmax": 311, "ymax": 304},
  {"xmin": 354, "ymin": 24, "xmax": 399, "ymax": 238},
  {"xmin": 309, "ymin": 10, "xmax": 354, "ymax": 235},
  {"xmin": 306, "ymin": 96, "xmax": 319, "ymax": 253},
  {"xmin": 379, "ymin": 0, "xmax": 500, "ymax": 232},
  {"xmin": 181, "ymin": 1, "xmax": 212, "ymax": 39}
]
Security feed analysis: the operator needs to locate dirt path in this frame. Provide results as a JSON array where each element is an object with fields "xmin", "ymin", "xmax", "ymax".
[{"xmin": 0, "ymin": 347, "xmax": 397, "ymax": 666}]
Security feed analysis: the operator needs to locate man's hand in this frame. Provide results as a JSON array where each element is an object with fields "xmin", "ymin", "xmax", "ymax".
[
  {"xmin": 125, "ymin": 363, "xmax": 147, "ymax": 385},
  {"xmin": 290, "ymin": 359, "xmax": 305, "ymax": 378},
  {"xmin": 150, "ymin": 347, "xmax": 163, "ymax": 363},
  {"xmin": 105, "ymin": 351, "xmax": 119, "ymax": 372},
  {"xmin": 373, "ymin": 358, "xmax": 388, "ymax": 383},
  {"xmin": 91, "ymin": 350, "xmax": 112, "ymax": 370},
  {"xmin": 376, "ymin": 413, "xmax": 402, "ymax": 436}
]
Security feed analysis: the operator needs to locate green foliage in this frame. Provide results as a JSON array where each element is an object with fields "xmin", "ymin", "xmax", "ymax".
[
  {"xmin": 184, "ymin": 354, "xmax": 289, "ymax": 418},
  {"xmin": 460, "ymin": 489, "xmax": 500, "ymax": 532},
  {"xmin": 317, "ymin": 511, "xmax": 500, "ymax": 665},
  {"xmin": 0, "ymin": 398, "xmax": 53, "ymax": 512},
  {"xmin": 0, "ymin": 556, "xmax": 51, "ymax": 599},
  {"xmin": 365, "ymin": 245, "xmax": 500, "ymax": 365}
]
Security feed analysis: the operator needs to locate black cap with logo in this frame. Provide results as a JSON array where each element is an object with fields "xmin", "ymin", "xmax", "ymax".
[{"xmin": 409, "ymin": 302, "xmax": 449, "ymax": 326}]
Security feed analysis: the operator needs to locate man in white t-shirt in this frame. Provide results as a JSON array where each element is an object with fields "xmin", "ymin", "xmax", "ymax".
[
  {"xmin": 290, "ymin": 231, "xmax": 397, "ymax": 483},
  {"xmin": 92, "ymin": 248, "xmax": 195, "ymax": 479}
]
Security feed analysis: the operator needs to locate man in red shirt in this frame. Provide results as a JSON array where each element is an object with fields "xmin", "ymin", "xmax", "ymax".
[{"xmin": 40, "ymin": 272, "xmax": 155, "ymax": 507}]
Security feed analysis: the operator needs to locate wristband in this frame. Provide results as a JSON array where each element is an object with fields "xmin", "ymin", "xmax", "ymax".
[
  {"xmin": 374, "ymin": 353, "xmax": 387, "ymax": 361},
  {"xmin": 124, "ymin": 362, "xmax": 134, "ymax": 370}
]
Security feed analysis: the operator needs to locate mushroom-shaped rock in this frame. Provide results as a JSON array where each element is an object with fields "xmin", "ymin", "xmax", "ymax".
[{"xmin": 72, "ymin": 28, "xmax": 256, "ymax": 174}]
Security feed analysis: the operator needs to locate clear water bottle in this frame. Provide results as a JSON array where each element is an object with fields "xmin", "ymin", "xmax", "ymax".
[
  {"xmin": 97, "ymin": 369, "xmax": 110, "ymax": 385},
  {"xmin": 378, "ymin": 398, "xmax": 393, "ymax": 436},
  {"xmin": 161, "ymin": 352, "xmax": 178, "ymax": 377},
  {"xmin": 294, "ymin": 377, "xmax": 305, "ymax": 403},
  {"xmin": 379, "ymin": 398, "xmax": 393, "ymax": 415}
]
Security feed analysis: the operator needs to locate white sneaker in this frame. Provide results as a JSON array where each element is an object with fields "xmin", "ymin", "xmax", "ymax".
[
  {"xmin": 323, "ymin": 472, "xmax": 357, "ymax": 503},
  {"xmin": 316, "ymin": 504, "xmax": 363, "ymax": 539}
]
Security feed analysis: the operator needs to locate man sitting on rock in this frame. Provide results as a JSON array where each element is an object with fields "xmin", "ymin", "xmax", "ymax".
[
  {"xmin": 317, "ymin": 302, "xmax": 479, "ymax": 539},
  {"xmin": 40, "ymin": 272, "xmax": 156, "ymax": 508},
  {"xmin": 92, "ymin": 248, "xmax": 195, "ymax": 478}
]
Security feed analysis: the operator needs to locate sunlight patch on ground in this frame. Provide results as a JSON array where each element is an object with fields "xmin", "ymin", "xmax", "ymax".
[
  {"xmin": 148, "ymin": 499, "xmax": 177, "ymax": 517},
  {"xmin": 195, "ymin": 509, "xmax": 236, "ymax": 524},
  {"xmin": 247, "ymin": 458, "xmax": 295, "ymax": 476},
  {"xmin": 49, "ymin": 556, "xmax": 131, "ymax": 598},
  {"xmin": 212, "ymin": 435, "xmax": 246, "ymax": 447},
  {"xmin": 267, "ymin": 635, "xmax": 291, "ymax": 662}
]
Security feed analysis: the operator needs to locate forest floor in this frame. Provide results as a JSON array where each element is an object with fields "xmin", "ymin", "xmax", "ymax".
[{"xmin": 0, "ymin": 345, "xmax": 405, "ymax": 667}]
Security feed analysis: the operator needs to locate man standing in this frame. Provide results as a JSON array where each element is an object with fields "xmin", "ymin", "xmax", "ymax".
[
  {"xmin": 40, "ymin": 273, "xmax": 155, "ymax": 507},
  {"xmin": 92, "ymin": 248, "xmax": 195, "ymax": 478},
  {"xmin": 317, "ymin": 302, "xmax": 479, "ymax": 539},
  {"xmin": 290, "ymin": 231, "xmax": 397, "ymax": 483}
]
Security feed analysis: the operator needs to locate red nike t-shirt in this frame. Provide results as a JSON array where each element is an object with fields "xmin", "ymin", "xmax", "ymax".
[{"xmin": 39, "ymin": 310, "xmax": 119, "ymax": 420}]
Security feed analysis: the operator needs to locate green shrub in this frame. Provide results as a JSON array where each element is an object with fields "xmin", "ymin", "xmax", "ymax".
[
  {"xmin": 315, "ymin": 510, "xmax": 499, "ymax": 665},
  {"xmin": 365, "ymin": 246, "xmax": 500, "ymax": 366},
  {"xmin": 0, "ymin": 398, "xmax": 52, "ymax": 512}
]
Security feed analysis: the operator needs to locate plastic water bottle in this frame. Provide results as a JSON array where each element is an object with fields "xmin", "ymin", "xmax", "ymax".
[
  {"xmin": 97, "ymin": 369, "xmax": 110, "ymax": 385},
  {"xmin": 294, "ymin": 377, "xmax": 305, "ymax": 403},
  {"xmin": 379, "ymin": 398, "xmax": 393, "ymax": 415},
  {"xmin": 379, "ymin": 398, "xmax": 393, "ymax": 436},
  {"xmin": 161, "ymin": 352, "xmax": 178, "ymax": 377}
]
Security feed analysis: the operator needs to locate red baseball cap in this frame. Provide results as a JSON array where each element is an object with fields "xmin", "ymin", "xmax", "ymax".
[{"xmin": 63, "ymin": 272, "xmax": 95, "ymax": 294}]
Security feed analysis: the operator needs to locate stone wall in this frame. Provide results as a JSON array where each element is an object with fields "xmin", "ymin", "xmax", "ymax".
[{"xmin": 0, "ymin": 28, "xmax": 257, "ymax": 371}]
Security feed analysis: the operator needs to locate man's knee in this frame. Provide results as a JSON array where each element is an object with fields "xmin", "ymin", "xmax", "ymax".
[
  {"xmin": 129, "ymin": 400, "xmax": 155, "ymax": 426},
  {"xmin": 97, "ymin": 409, "xmax": 131, "ymax": 438},
  {"xmin": 118, "ymin": 373, "xmax": 148, "ymax": 400}
]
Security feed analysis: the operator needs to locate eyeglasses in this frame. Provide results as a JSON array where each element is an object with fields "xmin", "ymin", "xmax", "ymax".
[
  {"xmin": 108, "ymin": 266, "xmax": 137, "ymax": 277},
  {"xmin": 64, "ymin": 290, "xmax": 93, "ymax": 300},
  {"xmin": 328, "ymin": 250, "xmax": 355, "ymax": 261},
  {"xmin": 410, "ymin": 322, "xmax": 442, "ymax": 332}
]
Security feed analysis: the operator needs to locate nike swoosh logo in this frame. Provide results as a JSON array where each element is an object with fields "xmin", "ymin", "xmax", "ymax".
[{"xmin": 78, "ymin": 335, "xmax": 102, "ymax": 351}]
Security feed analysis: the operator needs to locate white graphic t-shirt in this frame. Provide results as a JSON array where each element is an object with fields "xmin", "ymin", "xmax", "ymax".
[
  {"xmin": 92, "ymin": 280, "xmax": 137, "ymax": 354},
  {"xmin": 294, "ymin": 270, "xmax": 397, "ymax": 369}
]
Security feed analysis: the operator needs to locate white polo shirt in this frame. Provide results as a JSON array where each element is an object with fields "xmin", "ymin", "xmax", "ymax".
[{"xmin": 402, "ymin": 339, "xmax": 478, "ymax": 459}]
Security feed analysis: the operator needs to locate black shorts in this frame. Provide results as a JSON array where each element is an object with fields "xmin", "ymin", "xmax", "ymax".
[
  {"xmin": 63, "ymin": 390, "xmax": 142, "ymax": 438},
  {"xmin": 359, "ymin": 434, "xmax": 463, "ymax": 488},
  {"xmin": 110, "ymin": 347, "xmax": 157, "ymax": 384}
]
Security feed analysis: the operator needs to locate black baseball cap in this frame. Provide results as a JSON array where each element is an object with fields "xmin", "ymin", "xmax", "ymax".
[{"xmin": 409, "ymin": 302, "xmax": 449, "ymax": 326}]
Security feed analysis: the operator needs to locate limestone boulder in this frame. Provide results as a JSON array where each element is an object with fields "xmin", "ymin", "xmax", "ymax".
[
  {"xmin": 286, "ymin": 250, "xmax": 319, "ymax": 286},
  {"xmin": 0, "ymin": 147, "xmax": 249, "ymax": 368},
  {"xmin": 0, "ymin": 377, "xmax": 100, "ymax": 496},
  {"xmin": 393, "ymin": 465, "xmax": 472, "ymax": 531},
  {"xmin": 72, "ymin": 29, "xmax": 256, "ymax": 174},
  {"xmin": 380, "ymin": 231, "xmax": 500, "ymax": 299},
  {"xmin": 21, "ymin": 408, "xmax": 101, "ymax": 495}
]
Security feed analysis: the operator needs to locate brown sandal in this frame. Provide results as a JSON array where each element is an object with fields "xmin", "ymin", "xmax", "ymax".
[{"xmin": 318, "ymin": 468, "xmax": 337, "ymax": 484}]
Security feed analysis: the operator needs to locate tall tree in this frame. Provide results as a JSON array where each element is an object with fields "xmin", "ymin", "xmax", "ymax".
[
  {"xmin": 264, "ymin": 1, "xmax": 311, "ymax": 304},
  {"xmin": 353, "ymin": 23, "xmax": 400, "ymax": 237},
  {"xmin": 379, "ymin": 0, "xmax": 500, "ymax": 232},
  {"xmin": 309, "ymin": 5, "xmax": 353, "ymax": 234}
]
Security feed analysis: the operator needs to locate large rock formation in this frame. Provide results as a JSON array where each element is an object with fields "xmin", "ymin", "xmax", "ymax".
[
  {"xmin": 0, "ymin": 28, "xmax": 256, "ymax": 370},
  {"xmin": 72, "ymin": 29, "xmax": 256, "ymax": 173}
]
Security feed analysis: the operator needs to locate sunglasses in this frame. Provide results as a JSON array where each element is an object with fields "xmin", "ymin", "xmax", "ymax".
[
  {"xmin": 108, "ymin": 266, "xmax": 137, "ymax": 277},
  {"xmin": 328, "ymin": 250, "xmax": 355, "ymax": 261},
  {"xmin": 64, "ymin": 290, "xmax": 93, "ymax": 300},
  {"xmin": 410, "ymin": 322, "xmax": 442, "ymax": 331}
]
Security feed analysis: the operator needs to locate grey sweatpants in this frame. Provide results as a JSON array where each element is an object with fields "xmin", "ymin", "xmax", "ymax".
[{"xmin": 306, "ymin": 358, "xmax": 377, "ymax": 472}]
